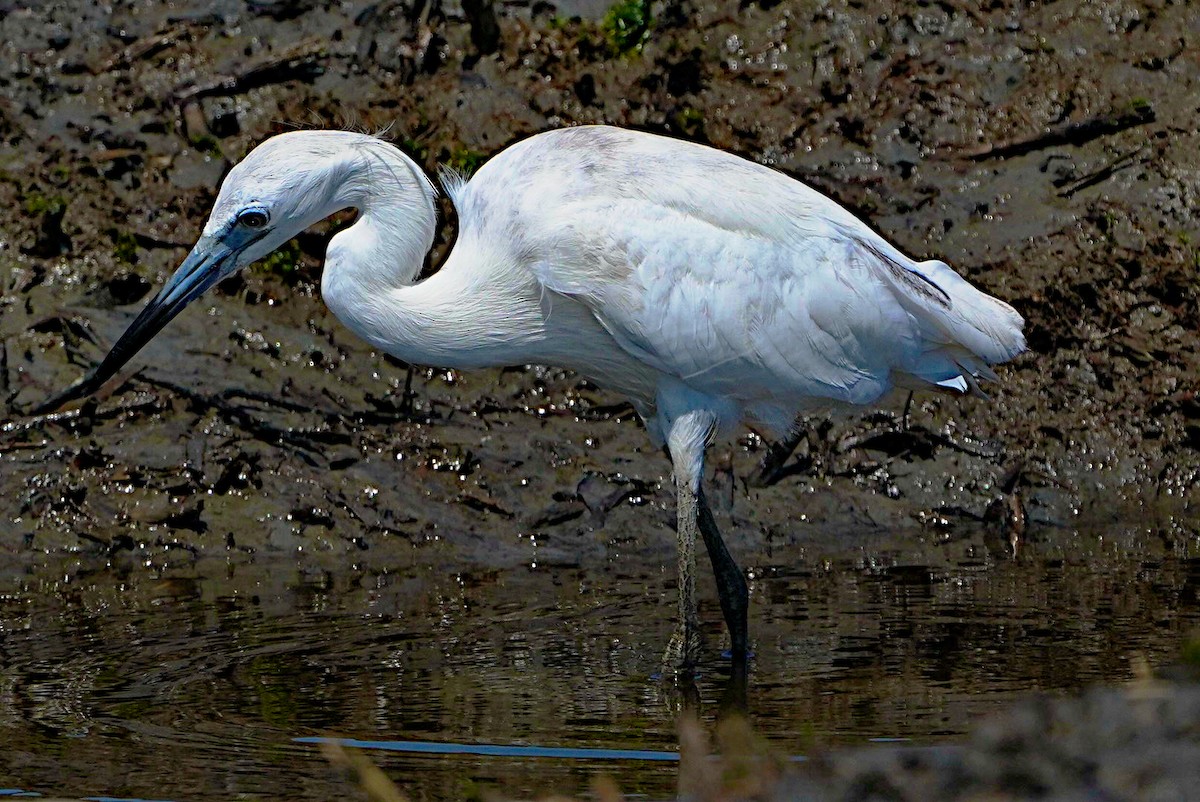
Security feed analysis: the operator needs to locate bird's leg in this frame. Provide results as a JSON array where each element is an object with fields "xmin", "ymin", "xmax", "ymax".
[
  {"xmin": 901, "ymin": 391, "xmax": 915, "ymax": 430},
  {"xmin": 663, "ymin": 409, "xmax": 718, "ymax": 674},
  {"xmin": 749, "ymin": 426, "xmax": 807, "ymax": 487},
  {"xmin": 697, "ymin": 486, "xmax": 749, "ymax": 660},
  {"xmin": 400, "ymin": 365, "xmax": 417, "ymax": 418},
  {"xmin": 663, "ymin": 472, "xmax": 703, "ymax": 672},
  {"xmin": 718, "ymin": 650, "xmax": 749, "ymax": 715}
]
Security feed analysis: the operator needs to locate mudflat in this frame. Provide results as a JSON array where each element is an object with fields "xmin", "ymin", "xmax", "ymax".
[{"xmin": 0, "ymin": 1, "xmax": 1197, "ymax": 800}]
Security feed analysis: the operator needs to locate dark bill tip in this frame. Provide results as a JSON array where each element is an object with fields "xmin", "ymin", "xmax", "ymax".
[
  {"xmin": 26, "ymin": 373, "xmax": 105, "ymax": 417},
  {"xmin": 29, "ymin": 238, "xmax": 234, "ymax": 416}
]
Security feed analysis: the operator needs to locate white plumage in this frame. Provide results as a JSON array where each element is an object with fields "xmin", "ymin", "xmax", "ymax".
[
  {"xmin": 321, "ymin": 127, "xmax": 1023, "ymax": 443},
  {"xmin": 43, "ymin": 124, "xmax": 1025, "ymax": 669}
]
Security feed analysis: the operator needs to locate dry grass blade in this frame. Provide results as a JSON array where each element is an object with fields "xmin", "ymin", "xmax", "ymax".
[
  {"xmin": 590, "ymin": 774, "xmax": 626, "ymax": 802},
  {"xmin": 678, "ymin": 715, "xmax": 720, "ymax": 800},
  {"xmin": 320, "ymin": 739, "xmax": 411, "ymax": 802}
]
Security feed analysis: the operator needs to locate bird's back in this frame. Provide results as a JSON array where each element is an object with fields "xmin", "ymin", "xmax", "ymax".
[{"xmin": 448, "ymin": 126, "xmax": 1024, "ymax": 435}]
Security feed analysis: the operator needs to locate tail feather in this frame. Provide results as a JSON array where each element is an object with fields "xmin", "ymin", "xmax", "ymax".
[
  {"xmin": 861, "ymin": 236, "xmax": 1025, "ymax": 399},
  {"xmin": 853, "ymin": 228, "xmax": 1025, "ymax": 372},
  {"xmin": 906, "ymin": 258, "xmax": 1026, "ymax": 365}
]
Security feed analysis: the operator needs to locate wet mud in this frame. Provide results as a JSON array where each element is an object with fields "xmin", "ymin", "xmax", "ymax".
[
  {"xmin": 0, "ymin": 0, "xmax": 1198, "ymax": 799},
  {"xmin": 1, "ymin": 0, "xmax": 1198, "ymax": 559}
]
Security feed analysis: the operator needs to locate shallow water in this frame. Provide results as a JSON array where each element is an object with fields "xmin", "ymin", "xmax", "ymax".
[{"xmin": 1, "ymin": 521, "xmax": 1197, "ymax": 801}]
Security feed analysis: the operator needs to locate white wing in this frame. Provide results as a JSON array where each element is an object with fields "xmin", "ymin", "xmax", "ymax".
[
  {"xmin": 542, "ymin": 202, "xmax": 1014, "ymax": 401},
  {"xmin": 455, "ymin": 126, "xmax": 1025, "ymax": 425}
]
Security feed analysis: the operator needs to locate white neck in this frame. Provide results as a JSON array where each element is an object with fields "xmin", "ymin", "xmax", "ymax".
[
  {"xmin": 323, "ymin": 142, "xmax": 437, "ymax": 293},
  {"xmin": 319, "ymin": 142, "xmax": 439, "ymax": 355},
  {"xmin": 318, "ymin": 141, "xmax": 547, "ymax": 370}
]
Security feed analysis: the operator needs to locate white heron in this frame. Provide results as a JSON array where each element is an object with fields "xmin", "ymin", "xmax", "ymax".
[{"xmin": 39, "ymin": 125, "xmax": 1024, "ymax": 669}]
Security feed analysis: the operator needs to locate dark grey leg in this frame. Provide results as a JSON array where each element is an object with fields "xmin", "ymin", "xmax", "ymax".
[
  {"xmin": 719, "ymin": 652, "xmax": 749, "ymax": 715},
  {"xmin": 697, "ymin": 486, "xmax": 749, "ymax": 660}
]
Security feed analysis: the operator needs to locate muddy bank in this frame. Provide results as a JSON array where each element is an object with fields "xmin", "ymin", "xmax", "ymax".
[
  {"xmin": 0, "ymin": 3, "xmax": 1197, "ymax": 581},
  {"xmin": 1, "ymin": 0, "xmax": 1197, "ymax": 567}
]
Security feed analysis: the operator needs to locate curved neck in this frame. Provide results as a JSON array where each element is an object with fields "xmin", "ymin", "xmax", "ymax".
[
  {"xmin": 323, "ymin": 142, "xmax": 437, "ymax": 296},
  {"xmin": 320, "ymin": 142, "xmax": 444, "ymax": 354},
  {"xmin": 316, "ymin": 140, "xmax": 551, "ymax": 372}
]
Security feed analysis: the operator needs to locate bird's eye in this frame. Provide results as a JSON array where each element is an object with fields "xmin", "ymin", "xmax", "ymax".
[{"xmin": 238, "ymin": 209, "xmax": 269, "ymax": 229}]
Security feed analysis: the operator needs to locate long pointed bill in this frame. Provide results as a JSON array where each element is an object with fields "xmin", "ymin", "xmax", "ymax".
[{"xmin": 31, "ymin": 236, "xmax": 236, "ymax": 415}]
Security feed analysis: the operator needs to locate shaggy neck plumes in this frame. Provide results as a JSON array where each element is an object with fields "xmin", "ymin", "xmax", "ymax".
[
  {"xmin": 317, "ymin": 138, "xmax": 543, "ymax": 370},
  {"xmin": 323, "ymin": 140, "xmax": 438, "ymax": 293}
]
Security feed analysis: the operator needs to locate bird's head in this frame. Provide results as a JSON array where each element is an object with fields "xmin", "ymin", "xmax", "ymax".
[
  {"xmin": 32, "ymin": 130, "xmax": 373, "ymax": 414},
  {"xmin": 200, "ymin": 130, "xmax": 370, "ymax": 272}
]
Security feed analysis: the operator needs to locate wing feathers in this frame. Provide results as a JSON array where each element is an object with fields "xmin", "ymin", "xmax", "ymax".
[{"xmin": 471, "ymin": 127, "xmax": 1023, "ymax": 417}]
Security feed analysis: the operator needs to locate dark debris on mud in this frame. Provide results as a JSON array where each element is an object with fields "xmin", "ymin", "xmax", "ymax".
[{"xmin": 0, "ymin": 0, "xmax": 1197, "ymax": 567}]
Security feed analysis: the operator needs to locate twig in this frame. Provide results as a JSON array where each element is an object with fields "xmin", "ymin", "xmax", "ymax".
[
  {"xmin": 330, "ymin": 491, "xmax": 412, "ymax": 538},
  {"xmin": 137, "ymin": 375, "xmax": 347, "ymax": 465},
  {"xmin": 247, "ymin": 0, "xmax": 319, "ymax": 22},
  {"xmin": 88, "ymin": 147, "xmax": 143, "ymax": 163},
  {"xmin": 172, "ymin": 42, "xmax": 327, "ymax": 104},
  {"xmin": 924, "ymin": 429, "xmax": 1003, "ymax": 459},
  {"xmin": 0, "ymin": 439, "xmax": 49, "ymax": 451},
  {"xmin": 838, "ymin": 424, "xmax": 1002, "ymax": 460},
  {"xmin": 93, "ymin": 23, "xmax": 190, "ymax": 74},
  {"xmin": 749, "ymin": 428, "xmax": 807, "ymax": 488},
  {"xmin": 964, "ymin": 104, "xmax": 1156, "ymax": 161},
  {"xmin": 132, "ymin": 231, "xmax": 190, "ymax": 249},
  {"xmin": 220, "ymin": 387, "xmax": 344, "ymax": 422},
  {"xmin": 1, "ymin": 407, "xmax": 82, "ymax": 434},
  {"xmin": 1057, "ymin": 147, "xmax": 1147, "ymax": 198}
]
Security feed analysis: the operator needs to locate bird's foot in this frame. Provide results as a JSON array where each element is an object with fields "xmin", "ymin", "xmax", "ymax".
[
  {"xmin": 748, "ymin": 429, "xmax": 808, "ymax": 487},
  {"xmin": 661, "ymin": 621, "xmax": 702, "ymax": 677}
]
